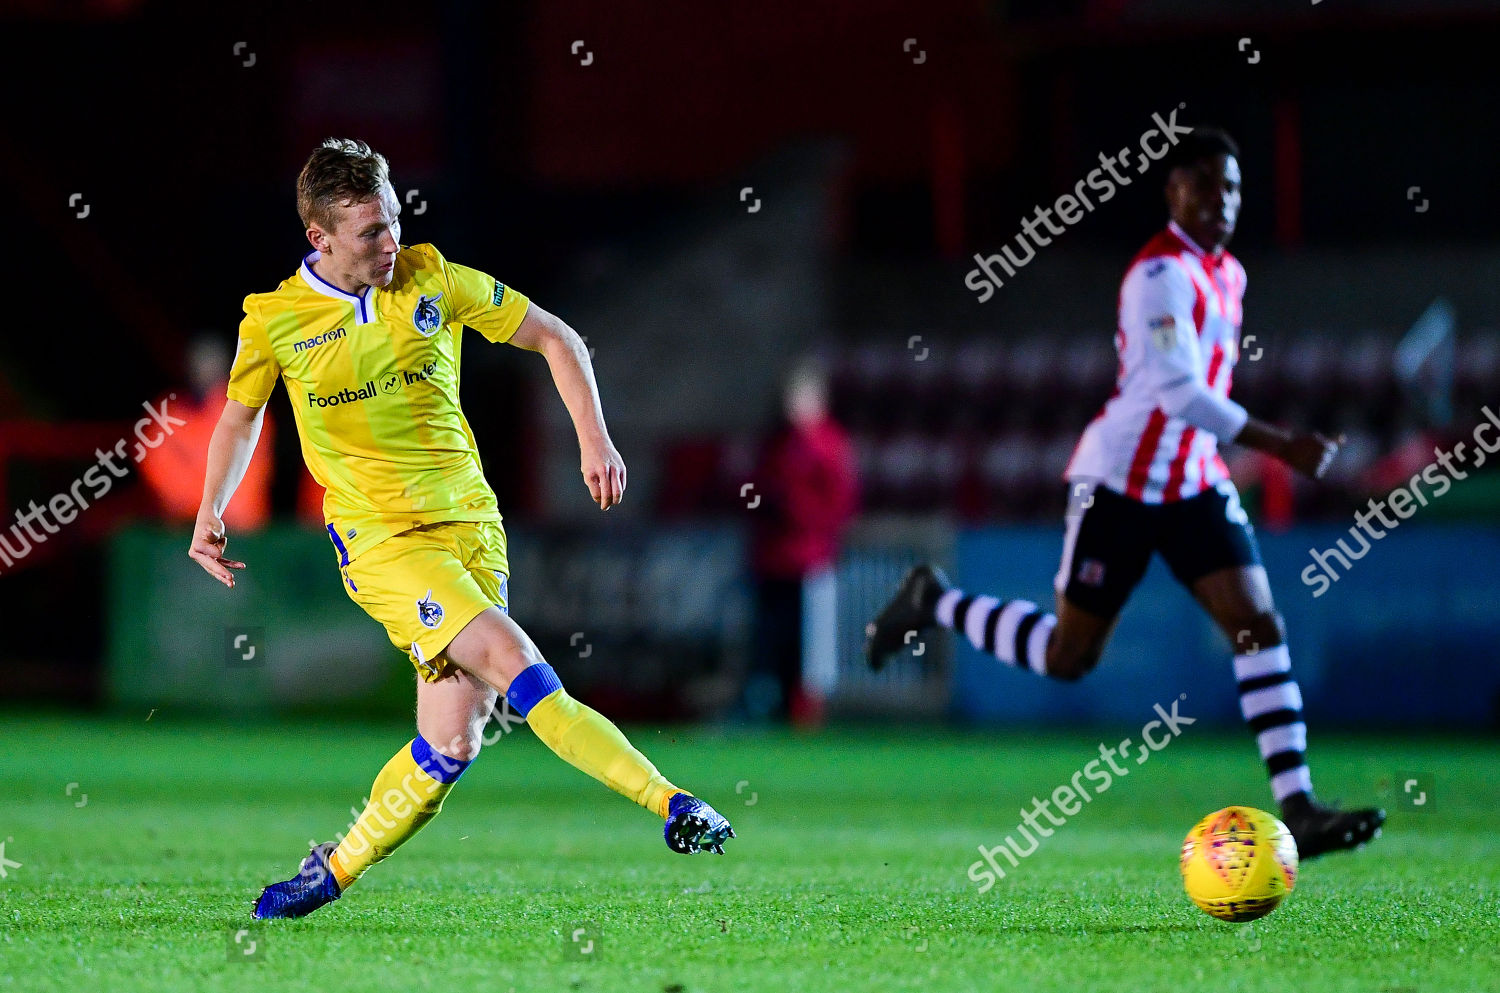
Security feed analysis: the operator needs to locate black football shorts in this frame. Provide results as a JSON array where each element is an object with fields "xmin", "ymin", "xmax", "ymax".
[{"xmin": 1054, "ymin": 479, "xmax": 1262, "ymax": 619}]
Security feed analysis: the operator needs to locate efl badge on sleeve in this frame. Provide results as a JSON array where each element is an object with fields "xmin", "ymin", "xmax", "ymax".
[{"xmin": 1149, "ymin": 314, "xmax": 1177, "ymax": 352}]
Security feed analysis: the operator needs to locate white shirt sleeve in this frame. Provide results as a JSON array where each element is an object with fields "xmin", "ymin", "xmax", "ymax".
[{"xmin": 1120, "ymin": 258, "xmax": 1248, "ymax": 441}]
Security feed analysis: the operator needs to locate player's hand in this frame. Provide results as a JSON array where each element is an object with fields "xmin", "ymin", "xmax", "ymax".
[
  {"xmin": 581, "ymin": 437, "xmax": 627, "ymax": 510},
  {"xmin": 188, "ymin": 509, "xmax": 246, "ymax": 588},
  {"xmin": 1284, "ymin": 430, "xmax": 1343, "ymax": 480}
]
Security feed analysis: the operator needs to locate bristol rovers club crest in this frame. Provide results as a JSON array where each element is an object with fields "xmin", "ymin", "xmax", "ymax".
[{"xmin": 412, "ymin": 292, "xmax": 445, "ymax": 337}]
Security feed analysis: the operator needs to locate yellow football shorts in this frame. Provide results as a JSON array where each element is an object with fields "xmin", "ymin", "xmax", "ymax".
[{"xmin": 337, "ymin": 520, "xmax": 510, "ymax": 682}]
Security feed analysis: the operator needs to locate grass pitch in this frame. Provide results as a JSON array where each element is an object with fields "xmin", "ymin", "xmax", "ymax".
[{"xmin": 1, "ymin": 714, "xmax": 1495, "ymax": 992}]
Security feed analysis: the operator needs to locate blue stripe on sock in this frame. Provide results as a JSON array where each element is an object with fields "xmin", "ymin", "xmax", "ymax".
[
  {"xmin": 505, "ymin": 662, "xmax": 563, "ymax": 717},
  {"xmin": 409, "ymin": 734, "xmax": 471, "ymax": 784}
]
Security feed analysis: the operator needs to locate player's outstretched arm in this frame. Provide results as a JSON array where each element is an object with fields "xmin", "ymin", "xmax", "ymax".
[
  {"xmin": 188, "ymin": 399, "xmax": 265, "ymax": 587},
  {"xmin": 1235, "ymin": 418, "xmax": 1343, "ymax": 479},
  {"xmin": 508, "ymin": 304, "xmax": 625, "ymax": 510}
]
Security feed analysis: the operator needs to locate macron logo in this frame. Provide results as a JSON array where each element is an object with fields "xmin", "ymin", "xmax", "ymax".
[{"xmin": 293, "ymin": 327, "xmax": 347, "ymax": 353}]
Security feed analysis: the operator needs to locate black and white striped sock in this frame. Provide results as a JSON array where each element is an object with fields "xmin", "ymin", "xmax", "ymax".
[
  {"xmin": 933, "ymin": 588, "xmax": 1057, "ymax": 675},
  {"xmin": 1234, "ymin": 644, "xmax": 1313, "ymax": 803}
]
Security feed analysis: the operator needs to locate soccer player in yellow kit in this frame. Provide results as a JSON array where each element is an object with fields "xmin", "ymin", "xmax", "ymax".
[{"xmin": 188, "ymin": 138, "xmax": 734, "ymax": 919}]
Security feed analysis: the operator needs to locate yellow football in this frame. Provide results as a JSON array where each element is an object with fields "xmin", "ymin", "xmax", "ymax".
[{"xmin": 1181, "ymin": 805, "xmax": 1299, "ymax": 922}]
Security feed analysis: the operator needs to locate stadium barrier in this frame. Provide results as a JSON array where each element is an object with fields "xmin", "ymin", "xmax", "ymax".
[
  {"xmin": 105, "ymin": 523, "xmax": 752, "ymax": 718},
  {"xmin": 951, "ymin": 524, "xmax": 1500, "ymax": 728},
  {"xmin": 104, "ymin": 521, "xmax": 1500, "ymax": 726}
]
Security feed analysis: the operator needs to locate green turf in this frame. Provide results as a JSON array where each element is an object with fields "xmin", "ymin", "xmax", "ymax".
[{"xmin": 1, "ymin": 714, "xmax": 1495, "ymax": 992}]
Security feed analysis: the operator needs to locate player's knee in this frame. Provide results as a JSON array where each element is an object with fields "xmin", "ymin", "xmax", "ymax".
[
  {"xmin": 506, "ymin": 640, "xmax": 547, "ymax": 683},
  {"xmin": 468, "ymin": 634, "xmax": 544, "ymax": 688},
  {"xmin": 422, "ymin": 730, "xmax": 482, "ymax": 769},
  {"xmin": 440, "ymin": 733, "xmax": 483, "ymax": 764},
  {"xmin": 1228, "ymin": 610, "xmax": 1285, "ymax": 652},
  {"xmin": 1045, "ymin": 639, "xmax": 1102, "ymax": 681}
]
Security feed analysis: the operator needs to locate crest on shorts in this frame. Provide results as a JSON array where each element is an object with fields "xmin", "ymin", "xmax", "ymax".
[
  {"xmin": 416, "ymin": 589, "xmax": 445, "ymax": 628},
  {"xmin": 1077, "ymin": 559, "xmax": 1106, "ymax": 587},
  {"xmin": 412, "ymin": 292, "xmax": 445, "ymax": 337}
]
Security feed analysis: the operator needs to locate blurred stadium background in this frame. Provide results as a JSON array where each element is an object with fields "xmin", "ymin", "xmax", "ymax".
[{"xmin": 1, "ymin": 0, "xmax": 1497, "ymax": 733}]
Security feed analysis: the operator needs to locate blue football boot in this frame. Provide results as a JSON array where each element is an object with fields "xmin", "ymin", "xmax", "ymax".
[
  {"xmin": 251, "ymin": 841, "xmax": 342, "ymax": 919},
  {"xmin": 664, "ymin": 793, "xmax": 736, "ymax": 855}
]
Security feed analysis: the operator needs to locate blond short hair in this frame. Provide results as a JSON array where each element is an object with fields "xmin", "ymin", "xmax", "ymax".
[{"xmin": 295, "ymin": 138, "xmax": 391, "ymax": 232}]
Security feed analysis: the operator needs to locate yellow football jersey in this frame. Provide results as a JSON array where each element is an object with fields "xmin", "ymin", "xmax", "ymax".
[{"xmin": 227, "ymin": 242, "xmax": 530, "ymax": 563}]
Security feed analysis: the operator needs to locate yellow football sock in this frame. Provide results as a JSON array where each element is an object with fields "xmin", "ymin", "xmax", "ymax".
[
  {"xmin": 328, "ymin": 736, "xmax": 468, "ymax": 890},
  {"xmin": 515, "ymin": 666, "xmax": 682, "ymax": 818}
]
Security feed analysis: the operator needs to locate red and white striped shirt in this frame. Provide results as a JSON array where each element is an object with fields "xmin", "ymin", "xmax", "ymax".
[{"xmin": 1066, "ymin": 221, "xmax": 1249, "ymax": 504}]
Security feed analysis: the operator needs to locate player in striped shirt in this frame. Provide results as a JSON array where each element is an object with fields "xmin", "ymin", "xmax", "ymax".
[{"xmin": 866, "ymin": 128, "xmax": 1383, "ymax": 859}]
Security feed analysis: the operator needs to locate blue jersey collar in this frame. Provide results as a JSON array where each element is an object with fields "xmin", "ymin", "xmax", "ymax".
[{"xmin": 300, "ymin": 250, "xmax": 379, "ymax": 325}]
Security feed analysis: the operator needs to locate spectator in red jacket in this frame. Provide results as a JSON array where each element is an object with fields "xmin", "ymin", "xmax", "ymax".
[
  {"xmin": 746, "ymin": 360, "xmax": 859, "ymax": 725},
  {"xmin": 138, "ymin": 334, "xmax": 274, "ymax": 531}
]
